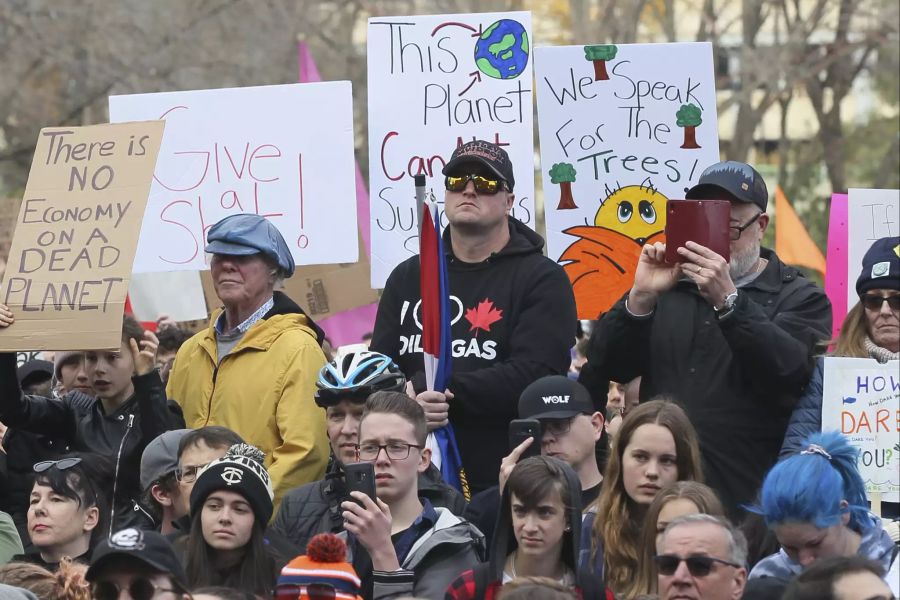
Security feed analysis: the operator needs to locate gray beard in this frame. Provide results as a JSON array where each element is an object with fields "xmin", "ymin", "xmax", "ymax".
[{"xmin": 729, "ymin": 241, "xmax": 761, "ymax": 281}]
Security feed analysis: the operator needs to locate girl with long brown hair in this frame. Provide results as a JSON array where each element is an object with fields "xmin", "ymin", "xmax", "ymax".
[{"xmin": 578, "ymin": 399, "xmax": 703, "ymax": 597}]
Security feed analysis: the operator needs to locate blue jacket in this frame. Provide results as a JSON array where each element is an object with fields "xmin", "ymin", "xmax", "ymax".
[{"xmin": 779, "ymin": 357, "xmax": 825, "ymax": 459}]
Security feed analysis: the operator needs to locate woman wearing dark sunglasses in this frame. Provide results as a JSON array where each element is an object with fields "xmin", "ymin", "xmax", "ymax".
[
  {"xmin": 14, "ymin": 454, "xmax": 112, "ymax": 570},
  {"xmin": 781, "ymin": 236, "xmax": 899, "ymax": 458}
]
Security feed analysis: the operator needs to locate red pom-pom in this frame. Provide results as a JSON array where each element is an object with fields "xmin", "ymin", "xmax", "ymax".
[{"xmin": 306, "ymin": 533, "xmax": 347, "ymax": 563}]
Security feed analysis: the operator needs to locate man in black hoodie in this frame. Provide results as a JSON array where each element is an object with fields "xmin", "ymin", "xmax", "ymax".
[{"xmin": 371, "ymin": 140, "xmax": 578, "ymax": 493}]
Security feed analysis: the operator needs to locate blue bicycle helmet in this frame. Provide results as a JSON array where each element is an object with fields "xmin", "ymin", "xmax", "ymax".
[{"xmin": 315, "ymin": 350, "xmax": 406, "ymax": 407}]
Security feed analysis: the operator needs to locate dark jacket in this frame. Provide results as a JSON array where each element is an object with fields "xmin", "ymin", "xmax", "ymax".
[
  {"xmin": 0, "ymin": 353, "xmax": 185, "ymax": 531},
  {"xmin": 372, "ymin": 217, "xmax": 578, "ymax": 491},
  {"xmin": 445, "ymin": 459, "xmax": 607, "ymax": 600},
  {"xmin": 0, "ymin": 394, "xmax": 90, "ymax": 549},
  {"xmin": 271, "ymin": 460, "xmax": 467, "ymax": 551},
  {"xmin": 580, "ymin": 249, "xmax": 832, "ymax": 516},
  {"xmin": 779, "ymin": 357, "xmax": 825, "ymax": 459}
]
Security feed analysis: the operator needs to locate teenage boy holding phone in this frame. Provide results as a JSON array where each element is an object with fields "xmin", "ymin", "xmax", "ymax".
[
  {"xmin": 271, "ymin": 351, "xmax": 465, "ymax": 551},
  {"xmin": 341, "ymin": 391, "xmax": 483, "ymax": 599}
]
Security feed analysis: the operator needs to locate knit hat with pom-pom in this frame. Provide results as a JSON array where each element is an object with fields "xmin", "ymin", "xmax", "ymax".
[
  {"xmin": 275, "ymin": 533, "xmax": 362, "ymax": 600},
  {"xmin": 189, "ymin": 443, "xmax": 274, "ymax": 524}
]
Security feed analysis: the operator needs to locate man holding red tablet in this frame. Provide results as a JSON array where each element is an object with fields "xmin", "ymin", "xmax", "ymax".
[{"xmin": 579, "ymin": 160, "xmax": 831, "ymax": 518}]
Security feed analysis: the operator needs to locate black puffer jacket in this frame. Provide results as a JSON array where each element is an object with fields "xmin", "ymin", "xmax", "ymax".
[
  {"xmin": 0, "ymin": 394, "xmax": 89, "ymax": 550},
  {"xmin": 270, "ymin": 460, "xmax": 467, "ymax": 550},
  {"xmin": 0, "ymin": 353, "xmax": 185, "ymax": 532}
]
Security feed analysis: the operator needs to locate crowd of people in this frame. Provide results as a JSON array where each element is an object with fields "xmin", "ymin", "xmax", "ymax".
[{"xmin": 0, "ymin": 139, "xmax": 897, "ymax": 600}]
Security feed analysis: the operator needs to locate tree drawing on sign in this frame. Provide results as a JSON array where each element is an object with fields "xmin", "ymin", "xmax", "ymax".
[
  {"xmin": 550, "ymin": 163, "xmax": 578, "ymax": 210},
  {"xmin": 464, "ymin": 299, "xmax": 503, "ymax": 336},
  {"xmin": 676, "ymin": 103, "xmax": 702, "ymax": 149},
  {"xmin": 584, "ymin": 45, "xmax": 618, "ymax": 81}
]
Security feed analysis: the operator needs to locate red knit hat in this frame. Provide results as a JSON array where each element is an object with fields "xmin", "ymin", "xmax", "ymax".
[{"xmin": 276, "ymin": 533, "xmax": 363, "ymax": 600}]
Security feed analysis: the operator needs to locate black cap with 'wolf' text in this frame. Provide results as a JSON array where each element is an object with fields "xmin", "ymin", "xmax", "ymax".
[{"xmin": 518, "ymin": 375, "xmax": 595, "ymax": 420}]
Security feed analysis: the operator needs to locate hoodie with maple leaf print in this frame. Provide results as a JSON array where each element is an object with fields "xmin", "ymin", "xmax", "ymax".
[{"xmin": 372, "ymin": 217, "xmax": 578, "ymax": 491}]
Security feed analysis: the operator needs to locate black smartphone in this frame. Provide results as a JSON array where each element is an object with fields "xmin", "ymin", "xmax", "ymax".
[
  {"xmin": 509, "ymin": 419, "xmax": 542, "ymax": 459},
  {"xmin": 344, "ymin": 462, "xmax": 376, "ymax": 505}
]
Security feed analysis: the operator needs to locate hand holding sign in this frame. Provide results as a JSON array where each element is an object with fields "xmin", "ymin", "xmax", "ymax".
[{"xmin": 0, "ymin": 304, "xmax": 13, "ymax": 328}]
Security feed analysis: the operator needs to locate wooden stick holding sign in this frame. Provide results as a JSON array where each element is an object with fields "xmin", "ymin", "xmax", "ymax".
[{"xmin": 0, "ymin": 121, "xmax": 164, "ymax": 351}]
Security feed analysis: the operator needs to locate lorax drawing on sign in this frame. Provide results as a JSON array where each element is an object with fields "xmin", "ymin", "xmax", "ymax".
[{"xmin": 559, "ymin": 181, "xmax": 668, "ymax": 319}]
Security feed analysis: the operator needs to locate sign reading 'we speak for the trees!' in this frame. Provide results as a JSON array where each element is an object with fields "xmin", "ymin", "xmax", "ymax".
[{"xmin": 535, "ymin": 42, "xmax": 720, "ymax": 319}]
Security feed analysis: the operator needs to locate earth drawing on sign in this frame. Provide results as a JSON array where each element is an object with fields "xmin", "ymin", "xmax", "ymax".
[{"xmin": 474, "ymin": 19, "xmax": 529, "ymax": 80}]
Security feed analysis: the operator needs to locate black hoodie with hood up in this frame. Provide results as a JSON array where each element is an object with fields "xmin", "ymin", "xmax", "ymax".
[
  {"xmin": 444, "ymin": 457, "xmax": 607, "ymax": 599},
  {"xmin": 371, "ymin": 218, "xmax": 577, "ymax": 491}
]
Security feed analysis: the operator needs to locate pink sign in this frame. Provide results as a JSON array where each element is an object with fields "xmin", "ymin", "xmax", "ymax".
[{"xmin": 824, "ymin": 193, "xmax": 848, "ymax": 341}]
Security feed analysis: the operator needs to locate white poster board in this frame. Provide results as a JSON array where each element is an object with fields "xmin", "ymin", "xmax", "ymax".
[
  {"xmin": 846, "ymin": 188, "xmax": 900, "ymax": 312},
  {"xmin": 535, "ymin": 42, "xmax": 720, "ymax": 318},
  {"xmin": 367, "ymin": 12, "xmax": 535, "ymax": 288},
  {"xmin": 822, "ymin": 357, "xmax": 900, "ymax": 502},
  {"xmin": 109, "ymin": 82, "xmax": 358, "ymax": 272},
  {"xmin": 128, "ymin": 271, "xmax": 208, "ymax": 322}
]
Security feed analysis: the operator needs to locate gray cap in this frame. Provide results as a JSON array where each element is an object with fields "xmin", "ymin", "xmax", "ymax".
[
  {"xmin": 140, "ymin": 429, "xmax": 191, "ymax": 491},
  {"xmin": 686, "ymin": 160, "xmax": 769, "ymax": 211},
  {"xmin": 205, "ymin": 213, "xmax": 296, "ymax": 277}
]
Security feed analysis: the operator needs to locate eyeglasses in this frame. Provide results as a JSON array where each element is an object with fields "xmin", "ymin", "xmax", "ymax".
[
  {"xmin": 174, "ymin": 463, "xmax": 209, "ymax": 483},
  {"xmin": 445, "ymin": 173, "xmax": 506, "ymax": 194},
  {"xmin": 654, "ymin": 554, "xmax": 741, "ymax": 577},
  {"xmin": 729, "ymin": 212, "xmax": 762, "ymax": 240},
  {"xmin": 92, "ymin": 578, "xmax": 182, "ymax": 600},
  {"xmin": 276, "ymin": 583, "xmax": 337, "ymax": 600},
  {"xmin": 357, "ymin": 442, "xmax": 423, "ymax": 461},
  {"xmin": 861, "ymin": 294, "xmax": 900, "ymax": 311},
  {"xmin": 33, "ymin": 457, "xmax": 82, "ymax": 472},
  {"xmin": 541, "ymin": 416, "xmax": 578, "ymax": 437}
]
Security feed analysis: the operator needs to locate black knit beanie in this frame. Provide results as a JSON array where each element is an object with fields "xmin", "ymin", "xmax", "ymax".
[
  {"xmin": 189, "ymin": 443, "xmax": 274, "ymax": 524},
  {"xmin": 856, "ymin": 236, "xmax": 900, "ymax": 296}
]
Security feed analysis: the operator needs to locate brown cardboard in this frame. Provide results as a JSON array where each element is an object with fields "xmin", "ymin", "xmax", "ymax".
[
  {"xmin": 0, "ymin": 121, "xmax": 165, "ymax": 350},
  {"xmin": 200, "ymin": 231, "xmax": 380, "ymax": 319}
]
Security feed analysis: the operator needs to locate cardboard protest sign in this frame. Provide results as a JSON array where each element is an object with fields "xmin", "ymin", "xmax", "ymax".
[
  {"xmin": 535, "ymin": 43, "xmax": 720, "ymax": 318},
  {"xmin": 367, "ymin": 12, "xmax": 535, "ymax": 288},
  {"xmin": 846, "ymin": 188, "xmax": 900, "ymax": 313},
  {"xmin": 109, "ymin": 82, "xmax": 358, "ymax": 272},
  {"xmin": 0, "ymin": 121, "xmax": 164, "ymax": 350},
  {"xmin": 822, "ymin": 357, "xmax": 900, "ymax": 501}
]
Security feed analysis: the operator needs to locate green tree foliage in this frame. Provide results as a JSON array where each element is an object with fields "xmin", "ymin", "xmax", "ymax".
[
  {"xmin": 549, "ymin": 162, "xmax": 576, "ymax": 183},
  {"xmin": 676, "ymin": 103, "xmax": 702, "ymax": 127},
  {"xmin": 584, "ymin": 45, "xmax": 618, "ymax": 61}
]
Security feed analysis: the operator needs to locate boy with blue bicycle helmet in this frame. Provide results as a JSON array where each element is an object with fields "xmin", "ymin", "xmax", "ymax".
[{"xmin": 270, "ymin": 350, "xmax": 465, "ymax": 549}]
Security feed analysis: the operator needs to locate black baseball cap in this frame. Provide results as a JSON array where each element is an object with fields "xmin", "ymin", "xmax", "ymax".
[
  {"xmin": 87, "ymin": 528, "xmax": 187, "ymax": 586},
  {"xmin": 17, "ymin": 359, "xmax": 53, "ymax": 387},
  {"xmin": 442, "ymin": 140, "xmax": 515, "ymax": 191},
  {"xmin": 685, "ymin": 160, "xmax": 769, "ymax": 211},
  {"xmin": 518, "ymin": 376, "xmax": 595, "ymax": 420}
]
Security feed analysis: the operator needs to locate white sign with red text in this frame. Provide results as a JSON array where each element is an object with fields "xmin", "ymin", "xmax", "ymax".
[
  {"xmin": 367, "ymin": 12, "xmax": 535, "ymax": 288},
  {"xmin": 110, "ymin": 82, "xmax": 358, "ymax": 272}
]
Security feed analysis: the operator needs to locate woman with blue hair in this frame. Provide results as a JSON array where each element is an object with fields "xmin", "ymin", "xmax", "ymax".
[{"xmin": 749, "ymin": 431, "xmax": 896, "ymax": 581}]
